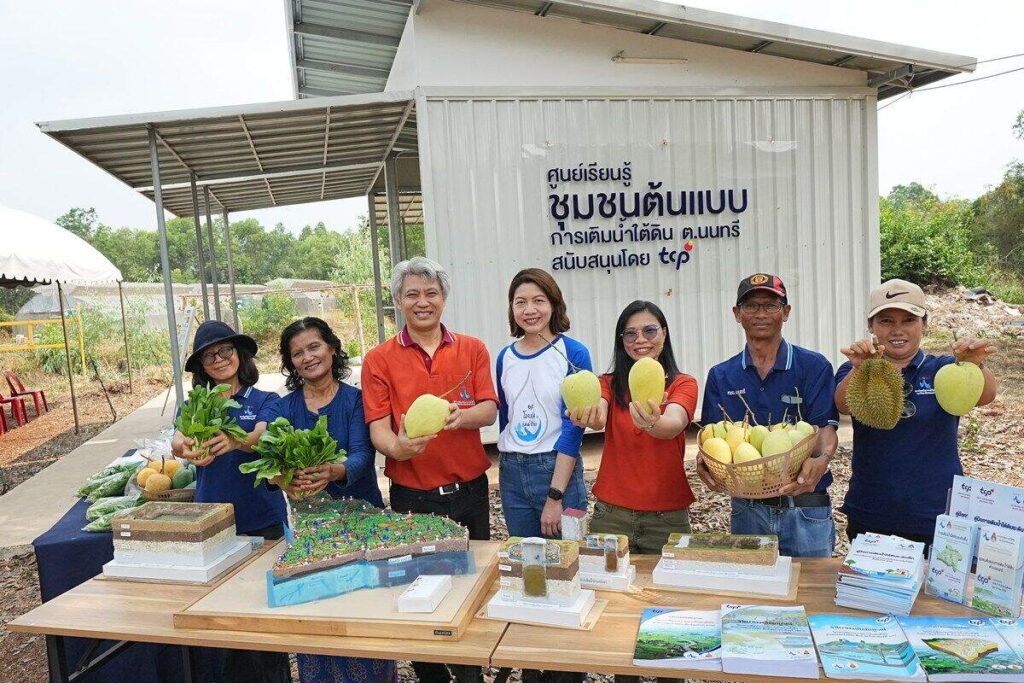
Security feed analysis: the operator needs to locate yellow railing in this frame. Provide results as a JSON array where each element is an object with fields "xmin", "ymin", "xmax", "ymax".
[{"xmin": 0, "ymin": 304, "xmax": 86, "ymax": 372}]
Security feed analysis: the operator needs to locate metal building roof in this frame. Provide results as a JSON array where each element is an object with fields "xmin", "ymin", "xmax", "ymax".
[
  {"xmin": 288, "ymin": 0, "xmax": 975, "ymax": 99},
  {"xmin": 37, "ymin": 91, "xmax": 417, "ymax": 216}
]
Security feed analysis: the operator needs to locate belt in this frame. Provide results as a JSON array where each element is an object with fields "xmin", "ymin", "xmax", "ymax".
[
  {"xmin": 755, "ymin": 493, "xmax": 830, "ymax": 508},
  {"xmin": 393, "ymin": 477, "xmax": 481, "ymax": 497}
]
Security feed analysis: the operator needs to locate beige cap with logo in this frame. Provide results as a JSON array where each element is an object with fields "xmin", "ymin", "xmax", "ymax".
[{"xmin": 867, "ymin": 279, "xmax": 927, "ymax": 319}]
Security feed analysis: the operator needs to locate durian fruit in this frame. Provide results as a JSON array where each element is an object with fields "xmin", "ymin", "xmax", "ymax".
[
  {"xmin": 846, "ymin": 358, "xmax": 904, "ymax": 429},
  {"xmin": 405, "ymin": 394, "xmax": 450, "ymax": 438},
  {"xmin": 629, "ymin": 357, "xmax": 666, "ymax": 415},
  {"xmin": 561, "ymin": 370, "xmax": 601, "ymax": 413},
  {"xmin": 934, "ymin": 361, "xmax": 984, "ymax": 416}
]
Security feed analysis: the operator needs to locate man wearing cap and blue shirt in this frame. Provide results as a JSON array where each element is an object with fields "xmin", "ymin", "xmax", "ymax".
[{"xmin": 697, "ymin": 273, "xmax": 839, "ymax": 557}]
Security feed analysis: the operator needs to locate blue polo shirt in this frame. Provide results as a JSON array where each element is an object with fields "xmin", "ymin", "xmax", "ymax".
[
  {"xmin": 190, "ymin": 386, "xmax": 287, "ymax": 534},
  {"xmin": 701, "ymin": 339, "xmax": 839, "ymax": 493},
  {"xmin": 837, "ymin": 351, "xmax": 959, "ymax": 535},
  {"xmin": 260, "ymin": 383, "xmax": 384, "ymax": 508}
]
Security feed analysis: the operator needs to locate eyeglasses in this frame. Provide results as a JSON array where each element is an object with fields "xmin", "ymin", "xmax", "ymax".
[
  {"xmin": 621, "ymin": 325, "xmax": 664, "ymax": 343},
  {"xmin": 739, "ymin": 301, "xmax": 784, "ymax": 314},
  {"xmin": 201, "ymin": 345, "xmax": 235, "ymax": 365}
]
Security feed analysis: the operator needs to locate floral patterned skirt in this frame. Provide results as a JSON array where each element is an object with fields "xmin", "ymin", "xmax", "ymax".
[{"xmin": 297, "ymin": 654, "xmax": 396, "ymax": 683}]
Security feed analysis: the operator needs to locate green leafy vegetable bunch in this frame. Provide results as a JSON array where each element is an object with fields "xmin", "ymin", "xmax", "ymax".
[
  {"xmin": 238, "ymin": 416, "xmax": 347, "ymax": 488},
  {"xmin": 175, "ymin": 383, "xmax": 249, "ymax": 456}
]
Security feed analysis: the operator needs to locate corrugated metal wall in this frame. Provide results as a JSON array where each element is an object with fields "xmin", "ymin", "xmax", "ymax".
[{"xmin": 419, "ymin": 94, "xmax": 878, "ymax": 404}]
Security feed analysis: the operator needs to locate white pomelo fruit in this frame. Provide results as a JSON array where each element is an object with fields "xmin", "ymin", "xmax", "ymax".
[
  {"xmin": 405, "ymin": 394, "xmax": 450, "ymax": 438},
  {"xmin": 703, "ymin": 437, "xmax": 732, "ymax": 464},
  {"xmin": 934, "ymin": 361, "xmax": 985, "ymax": 416},
  {"xmin": 629, "ymin": 357, "xmax": 665, "ymax": 415},
  {"xmin": 561, "ymin": 370, "xmax": 601, "ymax": 413}
]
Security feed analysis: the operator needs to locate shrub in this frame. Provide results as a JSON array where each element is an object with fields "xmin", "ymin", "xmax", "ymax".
[{"xmin": 239, "ymin": 292, "xmax": 298, "ymax": 345}]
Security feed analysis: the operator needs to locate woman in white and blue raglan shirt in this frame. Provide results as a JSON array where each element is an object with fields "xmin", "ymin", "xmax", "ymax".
[{"xmin": 497, "ymin": 268, "xmax": 590, "ymax": 538}]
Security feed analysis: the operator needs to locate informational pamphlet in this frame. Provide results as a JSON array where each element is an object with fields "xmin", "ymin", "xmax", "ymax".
[
  {"xmin": 897, "ymin": 616, "xmax": 1024, "ymax": 682},
  {"xmin": 837, "ymin": 533, "xmax": 925, "ymax": 615},
  {"xmin": 949, "ymin": 476, "xmax": 1024, "ymax": 539},
  {"xmin": 720, "ymin": 604, "xmax": 818, "ymax": 679},
  {"xmin": 992, "ymin": 618, "xmax": 1024, "ymax": 663},
  {"xmin": 632, "ymin": 608, "xmax": 721, "ymax": 671},
  {"xmin": 973, "ymin": 525, "xmax": 1024, "ymax": 618},
  {"xmin": 927, "ymin": 514, "xmax": 976, "ymax": 605},
  {"xmin": 808, "ymin": 614, "xmax": 925, "ymax": 680}
]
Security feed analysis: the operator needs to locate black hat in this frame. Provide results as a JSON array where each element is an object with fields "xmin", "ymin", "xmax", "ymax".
[
  {"xmin": 736, "ymin": 273, "xmax": 788, "ymax": 305},
  {"xmin": 184, "ymin": 320, "xmax": 258, "ymax": 373}
]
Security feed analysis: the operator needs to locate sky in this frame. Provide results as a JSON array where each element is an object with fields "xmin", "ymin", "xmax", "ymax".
[{"xmin": 1, "ymin": 0, "xmax": 1022, "ymax": 236}]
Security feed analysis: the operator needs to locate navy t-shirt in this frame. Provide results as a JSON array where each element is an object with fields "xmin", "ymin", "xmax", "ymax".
[
  {"xmin": 701, "ymin": 339, "xmax": 839, "ymax": 493},
  {"xmin": 189, "ymin": 386, "xmax": 287, "ymax": 534},
  {"xmin": 260, "ymin": 383, "xmax": 384, "ymax": 509},
  {"xmin": 837, "ymin": 350, "xmax": 959, "ymax": 535}
]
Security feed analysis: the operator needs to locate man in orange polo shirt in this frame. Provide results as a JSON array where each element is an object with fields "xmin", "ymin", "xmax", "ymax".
[{"xmin": 362, "ymin": 257, "xmax": 497, "ymax": 683}]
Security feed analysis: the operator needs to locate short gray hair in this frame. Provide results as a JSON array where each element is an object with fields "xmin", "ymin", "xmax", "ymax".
[{"xmin": 391, "ymin": 256, "xmax": 451, "ymax": 302}]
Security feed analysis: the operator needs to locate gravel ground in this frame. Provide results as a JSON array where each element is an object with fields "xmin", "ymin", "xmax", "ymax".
[{"xmin": 1, "ymin": 287, "xmax": 1021, "ymax": 682}]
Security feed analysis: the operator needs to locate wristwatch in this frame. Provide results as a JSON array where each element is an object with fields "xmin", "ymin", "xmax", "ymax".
[{"xmin": 547, "ymin": 487, "xmax": 564, "ymax": 502}]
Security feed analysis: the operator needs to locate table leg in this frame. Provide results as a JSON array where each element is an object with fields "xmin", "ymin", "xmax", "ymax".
[
  {"xmin": 181, "ymin": 645, "xmax": 200, "ymax": 683},
  {"xmin": 45, "ymin": 635, "xmax": 69, "ymax": 683}
]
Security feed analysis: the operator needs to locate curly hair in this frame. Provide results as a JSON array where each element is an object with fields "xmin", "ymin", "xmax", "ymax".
[{"xmin": 279, "ymin": 317, "xmax": 350, "ymax": 392}]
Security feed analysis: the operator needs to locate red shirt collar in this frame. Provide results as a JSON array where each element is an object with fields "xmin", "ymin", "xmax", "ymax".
[{"xmin": 398, "ymin": 324, "xmax": 456, "ymax": 349}]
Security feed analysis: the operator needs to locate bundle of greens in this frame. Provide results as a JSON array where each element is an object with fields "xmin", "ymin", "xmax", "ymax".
[
  {"xmin": 88, "ymin": 469, "xmax": 136, "ymax": 502},
  {"xmin": 238, "ymin": 416, "xmax": 347, "ymax": 488},
  {"xmin": 86, "ymin": 495, "xmax": 142, "ymax": 521},
  {"xmin": 76, "ymin": 461, "xmax": 141, "ymax": 498},
  {"xmin": 175, "ymin": 383, "xmax": 249, "ymax": 456}
]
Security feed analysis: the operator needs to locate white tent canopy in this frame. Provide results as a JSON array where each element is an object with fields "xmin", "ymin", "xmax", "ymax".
[{"xmin": 0, "ymin": 205, "xmax": 122, "ymax": 286}]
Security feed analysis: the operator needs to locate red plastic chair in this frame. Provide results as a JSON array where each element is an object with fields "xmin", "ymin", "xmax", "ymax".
[
  {"xmin": 0, "ymin": 390, "xmax": 27, "ymax": 427},
  {"xmin": 0, "ymin": 408, "xmax": 7, "ymax": 436},
  {"xmin": 5, "ymin": 371, "xmax": 47, "ymax": 417}
]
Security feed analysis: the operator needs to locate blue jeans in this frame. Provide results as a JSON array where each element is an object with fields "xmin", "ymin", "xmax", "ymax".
[
  {"xmin": 500, "ymin": 450, "xmax": 587, "ymax": 538},
  {"xmin": 730, "ymin": 497, "xmax": 836, "ymax": 557}
]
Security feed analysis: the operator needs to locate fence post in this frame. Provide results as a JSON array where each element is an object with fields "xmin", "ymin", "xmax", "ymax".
[{"xmin": 76, "ymin": 302, "xmax": 86, "ymax": 378}]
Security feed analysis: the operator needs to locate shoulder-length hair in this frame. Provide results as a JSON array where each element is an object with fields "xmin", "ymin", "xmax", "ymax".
[
  {"xmin": 507, "ymin": 268, "xmax": 571, "ymax": 337},
  {"xmin": 191, "ymin": 345, "xmax": 259, "ymax": 390},
  {"xmin": 279, "ymin": 317, "xmax": 350, "ymax": 392},
  {"xmin": 608, "ymin": 300, "xmax": 680, "ymax": 408}
]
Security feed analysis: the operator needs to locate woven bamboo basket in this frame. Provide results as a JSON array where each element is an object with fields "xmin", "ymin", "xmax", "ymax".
[{"xmin": 697, "ymin": 427, "xmax": 816, "ymax": 498}]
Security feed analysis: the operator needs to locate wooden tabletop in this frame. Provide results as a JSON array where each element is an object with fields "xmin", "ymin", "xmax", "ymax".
[
  {"xmin": 11, "ymin": 553, "xmax": 981, "ymax": 678},
  {"xmin": 493, "ymin": 555, "xmax": 980, "ymax": 682}
]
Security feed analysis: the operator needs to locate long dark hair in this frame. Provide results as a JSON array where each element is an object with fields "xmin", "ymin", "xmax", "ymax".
[
  {"xmin": 279, "ymin": 317, "xmax": 350, "ymax": 392},
  {"xmin": 191, "ymin": 345, "xmax": 259, "ymax": 390},
  {"xmin": 609, "ymin": 300, "xmax": 680, "ymax": 408}
]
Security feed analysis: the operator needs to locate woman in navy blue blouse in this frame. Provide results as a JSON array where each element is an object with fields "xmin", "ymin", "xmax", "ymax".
[{"xmin": 262, "ymin": 317, "xmax": 392, "ymax": 683}]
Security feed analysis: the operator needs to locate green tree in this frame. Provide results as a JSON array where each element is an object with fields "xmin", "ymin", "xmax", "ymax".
[
  {"xmin": 55, "ymin": 207, "xmax": 100, "ymax": 239},
  {"xmin": 973, "ymin": 162, "xmax": 1024, "ymax": 275}
]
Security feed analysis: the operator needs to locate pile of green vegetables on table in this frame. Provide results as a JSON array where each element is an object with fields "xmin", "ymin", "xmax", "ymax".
[
  {"xmin": 76, "ymin": 461, "xmax": 144, "ymax": 532},
  {"xmin": 238, "ymin": 416, "xmax": 347, "ymax": 491}
]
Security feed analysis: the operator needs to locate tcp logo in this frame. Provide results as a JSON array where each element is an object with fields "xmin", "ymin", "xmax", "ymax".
[{"xmin": 980, "ymin": 487, "xmax": 995, "ymax": 497}]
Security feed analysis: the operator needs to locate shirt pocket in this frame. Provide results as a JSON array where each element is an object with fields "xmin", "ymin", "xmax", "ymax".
[{"xmin": 440, "ymin": 372, "xmax": 476, "ymax": 407}]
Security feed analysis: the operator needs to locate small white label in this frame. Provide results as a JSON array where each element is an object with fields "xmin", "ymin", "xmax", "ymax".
[
  {"xmin": 498, "ymin": 564, "xmax": 512, "ymax": 572},
  {"xmin": 499, "ymin": 578, "xmax": 511, "ymax": 587},
  {"xmin": 388, "ymin": 554, "xmax": 412, "ymax": 565},
  {"xmin": 661, "ymin": 551, "xmax": 673, "ymax": 557},
  {"xmin": 497, "ymin": 551, "xmax": 509, "ymax": 558},
  {"xmin": 422, "ymin": 544, "xmax": 436, "ymax": 553},
  {"xmin": 120, "ymin": 532, "xmax": 131, "ymax": 538},
  {"xmin": 120, "ymin": 524, "xmax": 130, "ymax": 530}
]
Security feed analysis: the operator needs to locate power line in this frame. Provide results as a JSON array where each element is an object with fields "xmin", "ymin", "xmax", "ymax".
[{"xmin": 879, "ymin": 63, "xmax": 1024, "ymax": 111}]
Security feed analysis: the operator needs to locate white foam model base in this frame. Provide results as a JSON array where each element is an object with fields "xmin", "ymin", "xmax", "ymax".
[
  {"xmin": 652, "ymin": 555, "xmax": 793, "ymax": 596},
  {"xmin": 112, "ymin": 531, "xmax": 239, "ymax": 568},
  {"xmin": 659, "ymin": 557, "xmax": 781, "ymax": 576},
  {"xmin": 579, "ymin": 564, "xmax": 635, "ymax": 592},
  {"xmin": 103, "ymin": 537, "xmax": 253, "ymax": 583},
  {"xmin": 486, "ymin": 588, "xmax": 596, "ymax": 628},
  {"xmin": 396, "ymin": 574, "xmax": 453, "ymax": 613}
]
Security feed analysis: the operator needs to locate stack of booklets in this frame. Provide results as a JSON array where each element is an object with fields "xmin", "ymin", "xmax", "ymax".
[
  {"xmin": 836, "ymin": 533, "xmax": 926, "ymax": 615},
  {"xmin": 809, "ymin": 614, "xmax": 926, "ymax": 680},
  {"xmin": 631, "ymin": 608, "xmax": 721, "ymax": 671},
  {"xmin": 720, "ymin": 604, "xmax": 819, "ymax": 679},
  {"xmin": 898, "ymin": 616, "xmax": 1024, "ymax": 682}
]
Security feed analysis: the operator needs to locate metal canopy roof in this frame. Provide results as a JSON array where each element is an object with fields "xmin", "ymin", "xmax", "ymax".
[
  {"xmin": 37, "ymin": 91, "xmax": 417, "ymax": 216},
  {"xmin": 289, "ymin": 0, "xmax": 975, "ymax": 100}
]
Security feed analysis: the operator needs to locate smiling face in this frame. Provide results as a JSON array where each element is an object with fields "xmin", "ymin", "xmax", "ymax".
[
  {"xmin": 622, "ymin": 310, "xmax": 665, "ymax": 361},
  {"xmin": 398, "ymin": 273, "xmax": 446, "ymax": 335},
  {"xmin": 869, "ymin": 307, "xmax": 926, "ymax": 364},
  {"xmin": 511, "ymin": 282, "xmax": 553, "ymax": 338},
  {"xmin": 733, "ymin": 293, "xmax": 790, "ymax": 342},
  {"xmin": 200, "ymin": 342, "xmax": 239, "ymax": 383},
  {"xmin": 288, "ymin": 328, "xmax": 335, "ymax": 384}
]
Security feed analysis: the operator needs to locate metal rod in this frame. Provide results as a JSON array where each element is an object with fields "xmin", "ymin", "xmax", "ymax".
[
  {"xmin": 56, "ymin": 282, "xmax": 80, "ymax": 434},
  {"xmin": 366, "ymin": 192, "xmax": 386, "ymax": 343},
  {"xmin": 384, "ymin": 154, "xmax": 404, "ymax": 265},
  {"xmin": 352, "ymin": 285, "xmax": 365, "ymax": 357},
  {"xmin": 148, "ymin": 125, "xmax": 185, "ymax": 406},
  {"xmin": 117, "ymin": 281, "xmax": 133, "ymax": 393},
  {"xmin": 203, "ymin": 186, "xmax": 222, "ymax": 320},
  {"xmin": 221, "ymin": 209, "xmax": 239, "ymax": 330},
  {"xmin": 75, "ymin": 302, "xmax": 86, "ymax": 378},
  {"xmin": 189, "ymin": 174, "xmax": 211, "ymax": 319}
]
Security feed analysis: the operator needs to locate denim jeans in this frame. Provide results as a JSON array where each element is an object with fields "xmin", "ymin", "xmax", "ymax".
[
  {"xmin": 499, "ymin": 450, "xmax": 587, "ymax": 538},
  {"xmin": 730, "ymin": 497, "xmax": 836, "ymax": 558}
]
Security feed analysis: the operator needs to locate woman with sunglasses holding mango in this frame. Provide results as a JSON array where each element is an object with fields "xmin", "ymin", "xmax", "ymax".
[{"xmin": 571, "ymin": 300, "xmax": 699, "ymax": 554}]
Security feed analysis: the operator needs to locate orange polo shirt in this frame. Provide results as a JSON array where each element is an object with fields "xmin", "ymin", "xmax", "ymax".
[
  {"xmin": 361, "ymin": 326, "xmax": 498, "ymax": 490},
  {"xmin": 591, "ymin": 372, "xmax": 699, "ymax": 512}
]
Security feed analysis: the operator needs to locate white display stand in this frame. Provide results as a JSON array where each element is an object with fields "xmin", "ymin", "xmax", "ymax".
[
  {"xmin": 652, "ymin": 555, "xmax": 796, "ymax": 598},
  {"xmin": 103, "ymin": 537, "xmax": 254, "ymax": 584},
  {"xmin": 579, "ymin": 563, "xmax": 636, "ymax": 592},
  {"xmin": 396, "ymin": 574, "xmax": 453, "ymax": 613},
  {"xmin": 485, "ymin": 588, "xmax": 597, "ymax": 628}
]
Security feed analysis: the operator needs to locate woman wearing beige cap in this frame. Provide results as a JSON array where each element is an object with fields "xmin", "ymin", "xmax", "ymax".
[{"xmin": 834, "ymin": 278, "xmax": 998, "ymax": 549}]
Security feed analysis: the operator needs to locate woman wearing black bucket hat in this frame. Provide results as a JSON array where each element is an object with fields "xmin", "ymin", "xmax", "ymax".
[{"xmin": 171, "ymin": 320, "xmax": 291, "ymax": 683}]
